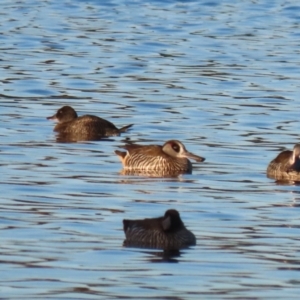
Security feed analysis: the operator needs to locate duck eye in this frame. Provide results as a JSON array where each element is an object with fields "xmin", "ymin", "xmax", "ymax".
[{"xmin": 171, "ymin": 143, "xmax": 180, "ymax": 152}]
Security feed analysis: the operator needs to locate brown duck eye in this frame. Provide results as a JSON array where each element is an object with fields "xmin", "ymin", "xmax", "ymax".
[{"xmin": 172, "ymin": 143, "xmax": 180, "ymax": 152}]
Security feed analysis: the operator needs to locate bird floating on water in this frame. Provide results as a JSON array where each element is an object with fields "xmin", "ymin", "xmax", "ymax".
[
  {"xmin": 123, "ymin": 209, "xmax": 196, "ymax": 250},
  {"xmin": 47, "ymin": 105, "xmax": 133, "ymax": 138},
  {"xmin": 267, "ymin": 144, "xmax": 300, "ymax": 180},
  {"xmin": 115, "ymin": 140, "xmax": 205, "ymax": 173}
]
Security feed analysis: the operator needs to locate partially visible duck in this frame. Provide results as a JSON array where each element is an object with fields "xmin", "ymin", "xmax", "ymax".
[
  {"xmin": 47, "ymin": 106, "xmax": 133, "ymax": 137},
  {"xmin": 123, "ymin": 209, "xmax": 196, "ymax": 250},
  {"xmin": 115, "ymin": 140, "xmax": 205, "ymax": 173},
  {"xmin": 267, "ymin": 144, "xmax": 300, "ymax": 180}
]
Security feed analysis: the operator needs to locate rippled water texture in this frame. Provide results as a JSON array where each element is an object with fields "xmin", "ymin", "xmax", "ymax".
[{"xmin": 1, "ymin": 0, "xmax": 300, "ymax": 298}]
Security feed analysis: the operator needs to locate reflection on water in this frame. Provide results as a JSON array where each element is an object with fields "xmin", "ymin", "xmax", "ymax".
[
  {"xmin": 273, "ymin": 180, "xmax": 300, "ymax": 186},
  {"xmin": 118, "ymin": 168, "xmax": 189, "ymax": 178},
  {"xmin": 129, "ymin": 249, "xmax": 182, "ymax": 263},
  {"xmin": 2, "ymin": 0, "xmax": 300, "ymax": 298},
  {"xmin": 54, "ymin": 132, "xmax": 116, "ymax": 143}
]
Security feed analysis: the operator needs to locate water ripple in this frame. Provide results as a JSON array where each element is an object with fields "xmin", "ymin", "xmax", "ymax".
[{"xmin": 1, "ymin": 0, "xmax": 300, "ymax": 298}]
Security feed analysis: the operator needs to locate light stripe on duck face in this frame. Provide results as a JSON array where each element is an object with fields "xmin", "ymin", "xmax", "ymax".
[
  {"xmin": 267, "ymin": 144, "xmax": 300, "ymax": 180},
  {"xmin": 47, "ymin": 105, "xmax": 133, "ymax": 138},
  {"xmin": 115, "ymin": 140, "xmax": 205, "ymax": 173},
  {"xmin": 123, "ymin": 209, "xmax": 196, "ymax": 250}
]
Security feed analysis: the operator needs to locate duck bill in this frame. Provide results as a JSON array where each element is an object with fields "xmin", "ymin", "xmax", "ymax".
[
  {"xmin": 184, "ymin": 151, "xmax": 205, "ymax": 162},
  {"xmin": 47, "ymin": 114, "xmax": 58, "ymax": 121}
]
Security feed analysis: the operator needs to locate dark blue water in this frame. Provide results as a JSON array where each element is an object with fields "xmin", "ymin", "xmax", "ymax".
[{"xmin": 1, "ymin": 0, "xmax": 300, "ymax": 298}]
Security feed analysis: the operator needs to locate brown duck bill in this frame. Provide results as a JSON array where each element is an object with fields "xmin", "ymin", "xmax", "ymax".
[
  {"xmin": 184, "ymin": 151, "xmax": 205, "ymax": 162},
  {"xmin": 47, "ymin": 114, "xmax": 58, "ymax": 121}
]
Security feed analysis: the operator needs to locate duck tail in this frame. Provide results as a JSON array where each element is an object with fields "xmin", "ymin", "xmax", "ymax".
[{"xmin": 119, "ymin": 124, "xmax": 134, "ymax": 133}]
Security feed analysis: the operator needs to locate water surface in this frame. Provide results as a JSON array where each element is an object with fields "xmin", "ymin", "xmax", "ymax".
[{"xmin": 1, "ymin": 0, "xmax": 300, "ymax": 299}]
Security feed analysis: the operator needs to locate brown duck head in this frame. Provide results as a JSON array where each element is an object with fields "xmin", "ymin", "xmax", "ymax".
[
  {"xmin": 47, "ymin": 106, "xmax": 78, "ymax": 123},
  {"xmin": 162, "ymin": 140, "xmax": 205, "ymax": 162}
]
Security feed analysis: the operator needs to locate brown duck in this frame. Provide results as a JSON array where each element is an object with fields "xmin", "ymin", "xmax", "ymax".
[
  {"xmin": 123, "ymin": 209, "xmax": 196, "ymax": 250},
  {"xmin": 267, "ymin": 144, "xmax": 300, "ymax": 180},
  {"xmin": 47, "ymin": 105, "xmax": 133, "ymax": 137},
  {"xmin": 115, "ymin": 140, "xmax": 205, "ymax": 172}
]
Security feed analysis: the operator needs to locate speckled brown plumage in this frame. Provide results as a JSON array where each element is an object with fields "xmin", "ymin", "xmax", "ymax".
[
  {"xmin": 123, "ymin": 209, "xmax": 196, "ymax": 250},
  {"xmin": 267, "ymin": 144, "xmax": 300, "ymax": 180},
  {"xmin": 115, "ymin": 140, "xmax": 205, "ymax": 172},
  {"xmin": 47, "ymin": 105, "xmax": 133, "ymax": 138}
]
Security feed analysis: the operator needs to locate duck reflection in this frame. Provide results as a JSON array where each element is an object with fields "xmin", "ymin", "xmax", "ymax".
[
  {"xmin": 119, "ymin": 168, "xmax": 188, "ymax": 178},
  {"xmin": 146, "ymin": 249, "xmax": 181, "ymax": 263},
  {"xmin": 127, "ymin": 248, "xmax": 182, "ymax": 263},
  {"xmin": 54, "ymin": 132, "xmax": 114, "ymax": 143},
  {"xmin": 272, "ymin": 179, "xmax": 300, "ymax": 186}
]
